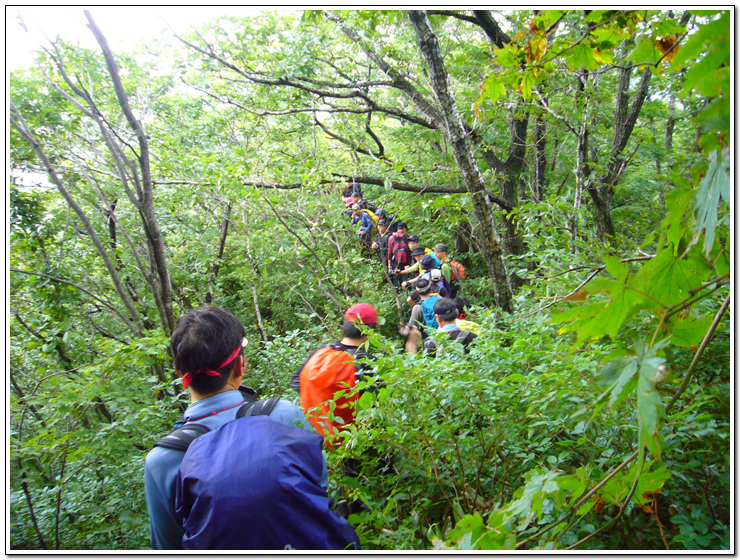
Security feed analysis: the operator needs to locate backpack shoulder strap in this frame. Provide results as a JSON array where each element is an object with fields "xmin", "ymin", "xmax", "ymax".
[
  {"xmin": 154, "ymin": 423, "xmax": 211, "ymax": 452},
  {"xmin": 236, "ymin": 397, "xmax": 280, "ymax": 419}
]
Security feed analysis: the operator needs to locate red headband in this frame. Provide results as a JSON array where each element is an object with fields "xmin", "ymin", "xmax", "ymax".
[{"xmin": 181, "ymin": 343, "xmax": 242, "ymax": 389}]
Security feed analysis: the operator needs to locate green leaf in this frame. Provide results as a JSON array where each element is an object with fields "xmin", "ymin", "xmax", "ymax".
[
  {"xmin": 694, "ymin": 150, "xmax": 730, "ymax": 258},
  {"xmin": 567, "ymin": 43, "xmax": 599, "ymax": 70},
  {"xmin": 551, "ymin": 302, "xmax": 607, "ymax": 327},
  {"xmin": 603, "ymin": 255, "xmax": 628, "ymax": 283},
  {"xmin": 682, "ymin": 44, "xmax": 729, "ymax": 96},
  {"xmin": 632, "ymin": 464, "xmax": 672, "ymax": 505},
  {"xmin": 637, "ymin": 371, "xmax": 665, "ymax": 460},
  {"xmin": 631, "ymin": 249, "xmax": 709, "ymax": 309},
  {"xmin": 625, "ymin": 36, "xmax": 660, "ymax": 66},
  {"xmin": 595, "ymin": 358, "xmax": 638, "ymax": 415},
  {"xmin": 661, "ymin": 179, "xmax": 694, "ymax": 253},
  {"xmin": 576, "ymin": 279, "xmax": 647, "ymax": 342},
  {"xmin": 668, "ymin": 314, "xmax": 715, "ymax": 348},
  {"xmin": 357, "ymin": 390, "xmax": 376, "ymax": 411},
  {"xmin": 671, "ymin": 12, "xmax": 729, "ymax": 70}
]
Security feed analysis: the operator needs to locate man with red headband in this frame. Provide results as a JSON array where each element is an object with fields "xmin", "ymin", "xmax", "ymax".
[{"xmin": 144, "ymin": 306, "xmax": 359, "ymax": 550}]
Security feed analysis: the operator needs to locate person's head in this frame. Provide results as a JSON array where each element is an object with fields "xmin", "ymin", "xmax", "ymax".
[
  {"xmin": 171, "ymin": 306, "xmax": 246, "ymax": 395},
  {"xmin": 430, "ymin": 269, "xmax": 442, "ymax": 284},
  {"xmin": 352, "ymin": 204, "xmax": 362, "ymax": 215},
  {"xmin": 420, "ymin": 255, "xmax": 435, "ymax": 271},
  {"xmin": 396, "ymin": 222, "xmax": 407, "ymax": 234},
  {"xmin": 377, "ymin": 219, "xmax": 388, "ymax": 234},
  {"xmin": 433, "ymin": 298, "xmax": 459, "ymax": 325},
  {"xmin": 434, "ymin": 243, "xmax": 448, "ymax": 261},
  {"xmin": 352, "ymin": 191, "xmax": 361, "ymax": 201},
  {"xmin": 377, "ymin": 208, "xmax": 387, "ymax": 218},
  {"xmin": 343, "ymin": 303, "xmax": 378, "ymax": 339},
  {"xmin": 411, "ymin": 247, "xmax": 426, "ymax": 261},
  {"xmin": 455, "ymin": 296, "xmax": 472, "ymax": 320},
  {"xmin": 416, "ymin": 278, "xmax": 432, "ymax": 297},
  {"xmin": 407, "ymin": 235, "xmax": 420, "ymax": 251}
]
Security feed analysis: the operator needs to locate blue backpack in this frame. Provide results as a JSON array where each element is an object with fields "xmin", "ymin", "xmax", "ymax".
[
  {"xmin": 421, "ymin": 294, "xmax": 442, "ymax": 329},
  {"xmin": 158, "ymin": 409, "xmax": 360, "ymax": 550}
]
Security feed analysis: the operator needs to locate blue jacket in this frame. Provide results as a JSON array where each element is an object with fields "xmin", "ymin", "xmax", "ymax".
[
  {"xmin": 352, "ymin": 211, "xmax": 374, "ymax": 235},
  {"xmin": 144, "ymin": 390, "xmax": 329, "ymax": 550}
]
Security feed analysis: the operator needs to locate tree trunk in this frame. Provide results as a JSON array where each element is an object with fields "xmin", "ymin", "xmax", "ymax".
[
  {"xmin": 499, "ymin": 114, "xmax": 529, "ymax": 261},
  {"xmin": 10, "ymin": 106, "xmax": 146, "ymax": 336},
  {"xmin": 206, "ymin": 203, "xmax": 232, "ymax": 304},
  {"xmin": 589, "ymin": 59, "xmax": 652, "ymax": 244},
  {"xmin": 455, "ymin": 221, "xmax": 471, "ymax": 255},
  {"xmin": 86, "ymin": 11, "xmax": 177, "ymax": 333},
  {"xmin": 408, "ymin": 10, "xmax": 513, "ymax": 313},
  {"xmin": 534, "ymin": 111, "xmax": 547, "ymax": 202}
]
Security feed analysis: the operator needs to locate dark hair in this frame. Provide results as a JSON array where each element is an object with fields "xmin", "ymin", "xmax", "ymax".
[
  {"xmin": 342, "ymin": 320, "xmax": 376, "ymax": 339},
  {"xmin": 455, "ymin": 296, "xmax": 472, "ymax": 314},
  {"xmin": 416, "ymin": 278, "xmax": 431, "ymax": 294},
  {"xmin": 396, "ymin": 221, "xmax": 407, "ymax": 230},
  {"xmin": 433, "ymin": 298, "xmax": 459, "ymax": 322},
  {"xmin": 170, "ymin": 306, "xmax": 245, "ymax": 394}
]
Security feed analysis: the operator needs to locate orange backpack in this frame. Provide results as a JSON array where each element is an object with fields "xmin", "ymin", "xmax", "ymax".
[
  {"xmin": 299, "ymin": 344, "xmax": 358, "ymax": 448},
  {"xmin": 446, "ymin": 259, "xmax": 466, "ymax": 281}
]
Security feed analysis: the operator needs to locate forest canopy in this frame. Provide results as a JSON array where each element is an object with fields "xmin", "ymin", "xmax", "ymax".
[{"xmin": 8, "ymin": 8, "xmax": 731, "ymax": 551}]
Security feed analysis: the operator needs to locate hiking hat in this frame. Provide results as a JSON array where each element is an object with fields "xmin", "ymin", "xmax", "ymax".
[
  {"xmin": 345, "ymin": 303, "xmax": 378, "ymax": 326},
  {"xmin": 407, "ymin": 235, "xmax": 420, "ymax": 243},
  {"xmin": 420, "ymin": 255, "xmax": 435, "ymax": 270},
  {"xmin": 416, "ymin": 279, "xmax": 431, "ymax": 294},
  {"xmin": 352, "ymin": 204, "xmax": 361, "ymax": 210},
  {"xmin": 430, "ymin": 269, "xmax": 442, "ymax": 282},
  {"xmin": 433, "ymin": 243, "xmax": 448, "ymax": 253},
  {"xmin": 377, "ymin": 208, "xmax": 387, "ymax": 217},
  {"xmin": 378, "ymin": 219, "xmax": 388, "ymax": 226},
  {"xmin": 411, "ymin": 247, "xmax": 426, "ymax": 257}
]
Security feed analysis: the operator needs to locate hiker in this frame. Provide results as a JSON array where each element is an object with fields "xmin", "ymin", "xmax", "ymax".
[
  {"xmin": 407, "ymin": 236, "xmax": 441, "ymax": 267},
  {"xmin": 371, "ymin": 219, "xmax": 391, "ymax": 264},
  {"xmin": 399, "ymin": 249, "xmax": 445, "ymax": 287},
  {"xmin": 396, "ymin": 246, "xmax": 426, "ymax": 280},
  {"xmin": 403, "ymin": 255, "xmax": 449, "ymax": 292},
  {"xmin": 377, "ymin": 208, "xmax": 400, "ymax": 234},
  {"xmin": 433, "ymin": 243, "xmax": 465, "ymax": 298},
  {"xmin": 351, "ymin": 190, "xmax": 376, "ymax": 212},
  {"xmin": 342, "ymin": 179, "xmax": 362, "ymax": 198},
  {"xmin": 144, "ymin": 306, "xmax": 360, "ymax": 550},
  {"xmin": 387, "ymin": 222, "xmax": 411, "ymax": 291},
  {"xmin": 404, "ymin": 278, "xmax": 442, "ymax": 334},
  {"xmin": 405, "ymin": 268, "xmax": 450, "ymax": 309},
  {"xmin": 351, "ymin": 205, "xmax": 377, "ymax": 255},
  {"xmin": 422, "ymin": 298, "xmax": 478, "ymax": 356},
  {"xmin": 291, "ymin": 304, "xmax": 378, "ymax": 446}
]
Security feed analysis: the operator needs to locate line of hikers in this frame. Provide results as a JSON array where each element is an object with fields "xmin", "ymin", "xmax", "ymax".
[
  {"xmin": 143, "ymin": 179, "xmax": 483, "ymax": 550},
  {"xmin": 341, "ymin": 178, "xmax": 478, "ymax": 354}
]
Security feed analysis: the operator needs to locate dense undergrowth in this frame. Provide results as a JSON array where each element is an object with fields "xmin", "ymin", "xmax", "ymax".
[
  {"xmin": 9, "ymin": 9, "xmax": 730, "ymax": 550},
  {"xmin": 10, "ymin": 176, "xmax": 731, "ymax": 550}
]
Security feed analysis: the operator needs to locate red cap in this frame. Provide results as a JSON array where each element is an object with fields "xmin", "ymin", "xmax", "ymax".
[{"xmin": 345, "ymin": 303, "xmax": 378, "ymax": 326}]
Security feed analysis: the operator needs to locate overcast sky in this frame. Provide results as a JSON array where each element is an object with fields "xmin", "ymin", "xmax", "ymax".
[{"xmin": 6, "ymin": 6, "xmax": 284, "ymax": 70}]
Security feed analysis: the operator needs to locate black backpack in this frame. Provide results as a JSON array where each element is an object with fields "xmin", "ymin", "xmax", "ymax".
[{"xmin": 156, "ymin": 386, "xmax": 279, "ymax": 452}]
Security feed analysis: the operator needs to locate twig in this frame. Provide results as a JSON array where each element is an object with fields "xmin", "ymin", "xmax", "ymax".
[
  {"xmin": 654, "ymin": 495, "xmax": 670, "ymax": 550},
  {"xmin": 666, "ymin": 294, "xmax": 731, "ymax": 414}
]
